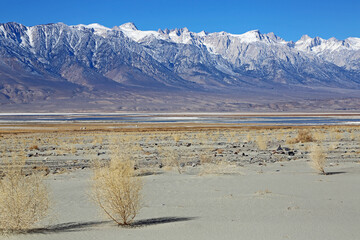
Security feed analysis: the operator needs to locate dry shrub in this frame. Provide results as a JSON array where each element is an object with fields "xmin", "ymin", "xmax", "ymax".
[
  {"xmin": 349, "ymin": 130, "xmax": 357, "ymax": 141},
  {"xmin": 172, "ymin": 134, "xmax": 181, "ymax": 143},
  {"xmin": 200, "ymin": 154, "xmax": 212, "ymax": 164},
  {"xmin": 229, "ymin": 131, "xmax": 237, "ymax": 139},
  {"xmin": 309, "ymin": 145, "xmax": 327, "ymax": 175},
  {"xmin": 275, "ymin": 131, "xmax": 285, "ymax": 142},
  {"xmin": 162, "ymin": 149, "xmax": 183, "ymax": 174},
  {"xmin": 71, "ymin": 146, "xmax": 77, "ymax": 154},
  {"xmin": 328, "ymin": 142, "xmax": 337, "ymax": 151},
  {"xmin": 0, "ymin": 159, "xmax": 50, "ymax": 233},
  {"xmin": 216, "ymin": 149, "xmax": 224, "ymax": 154},
  {"xmin": 29, "ymin": 145, "xmax": 39, "ymax": 151},
  {"xmin": 287, "ymin": 129, "xmax": 313, "ymax": 144},
  {"xmin": 92, "ymin": 156, "xmax": 142, "ymax": 225},
  {"xmin": 335, "ymin": 131, "xmax": 342, "ymax": 141},
  {"xmin": 256, "ymin": 135, "xmax": 267, "ymax": 150},
  {"xmin": 313, "ymin": 131, "xmax": 326, "ymax": 142},
  {"xmin": 246, "ymin": 133, "xmax": 252, "ymax": 142},
  {"xmin": 199, "ymin": 161, "xmax": 241, "ymax": 176}
]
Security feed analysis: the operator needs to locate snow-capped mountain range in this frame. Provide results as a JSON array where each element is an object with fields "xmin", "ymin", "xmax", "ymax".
[{"xmin": 0, "ymin": 22, "xmax": 360, "ymax": 111}]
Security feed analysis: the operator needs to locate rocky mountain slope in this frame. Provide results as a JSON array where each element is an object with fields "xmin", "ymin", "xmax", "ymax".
[{"xmin": 0, "ymin": 22, "xmax": 360, "ymax": 112}]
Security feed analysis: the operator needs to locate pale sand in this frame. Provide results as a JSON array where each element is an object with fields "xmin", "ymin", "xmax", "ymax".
[{"xmin": 7, "ymin": 160, "xmax": 360, "ymax": 240}]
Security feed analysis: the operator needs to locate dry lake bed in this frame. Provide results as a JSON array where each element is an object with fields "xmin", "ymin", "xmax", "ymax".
[{"xmin": 0, "ymin": 116, "xmax": 359, "ymax": 240}]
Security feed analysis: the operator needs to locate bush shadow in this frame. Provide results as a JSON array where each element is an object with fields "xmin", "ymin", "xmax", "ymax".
[
  {"xmin": 24, "ymin": 220, "xmax": 111, "ymax": 234},
  {"xmin": 17, "ymin": 216, "xmax": 196, "ymax": 234},
  {"xmin": 129, "ymin": 216, "xmax": 197, "ymax": 228},
  {"xmin": 325, "ymin": 171, "xmax": 347, "ymax": 175}
]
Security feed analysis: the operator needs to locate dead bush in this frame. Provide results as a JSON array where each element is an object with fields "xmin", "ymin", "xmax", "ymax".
[
  {"xmin": 92, "ymin": 156, "xmax": 142, "ymax": 226},
  {"xmin": 162, "ymin": 149, "xmax": 184, "ymax": 174},
  {"xmin": 309, "ymin": 145, "xmax": 327, "ymax": 175},
  {"xmin": 199, "ymin": 161, "xmax": 241, "ymax": 176},
  {"xmin": 200, "ymin": 154, "xmax": 212, "ymax": 164},
  {"xmin": 29, "ymin": 145, "xmax": 39, "ymax": 151},
  {"xmin": 256, "ymin": 135, "xmax": 267, "ymax": 150},
  {"xmin": 0, "ymin": 159, "xmax": 50, "ymax": 233},
  {"xmin": 287, "ymin": 129, "xmax": 313, "ymax": 144}
]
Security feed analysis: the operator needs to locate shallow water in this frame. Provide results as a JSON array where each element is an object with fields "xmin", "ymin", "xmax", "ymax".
[{"xmin": 0, "ymin": 113, "xmax": 360, "ymax": 125}]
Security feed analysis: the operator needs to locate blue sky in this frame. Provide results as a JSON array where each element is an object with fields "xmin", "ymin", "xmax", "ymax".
[{"xmin": 1, "ymin": 0, "xmax": 359, "ymax": 41}]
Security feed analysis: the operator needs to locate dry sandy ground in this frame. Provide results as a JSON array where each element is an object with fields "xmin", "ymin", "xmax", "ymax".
[
  {"xmin": 1, "ymin": 125, "xmax": 360, "ymax": 172},
  {"xmin": 1, "ymin": 124, "xmax": 359, "ymax": 239},
  {"xmin": 6, "ymin": 159, "xmax": 360, "ymax": 240}
]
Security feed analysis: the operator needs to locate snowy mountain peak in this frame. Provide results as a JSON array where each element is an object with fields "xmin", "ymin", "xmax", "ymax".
[
  {"xmin": 313, "ymin": 36, "xmax": 323, "ymax": 45},
  {"xmin": 87, "ymin": 23, "xmax": 109, "ymax": 30},
  {"xmin": 266, "ymin": 32, "xmax": 276, "ymax": 39},
  {"xmin": 228, "ymin": 29, "xmax": 264, "ymax": 43},
  {"xmin": 74, "ymin": 23, "xmax": 110, "ymax": 31},
  {"xmin": 72, "ymin": 23, "xmax": 110, "ymax": 37},
  {"xmin": 299, "ymin": 34, "xmax": 312, "ymax": 41},
  {"xmin": 295, "ymin": 35, "xmax": 324, "ymax": 52},
  {"xmin": 181, "ymin": 27, "xmax": 189, "ymax": 32},
  {"xmin": 198, "ymin": 30, "xmax": 207, "ymax": 37},
  {"xmin": 119, "ymin": 22, "xmax": 138, "ymax": 31},
  {"xmin": 293, "ymin": 35, "xmax": 360, "ymax": 53},
  {"xmin": 1, "ymin": 21, "xmax": 360, "ymax": 110},
  {"xmin": 242, "ymin": 29, "xmax": 261, "ymax": 37},
  {"xmin": 346, "ymin": 37, "xmax": 360, "ymax": 49}
]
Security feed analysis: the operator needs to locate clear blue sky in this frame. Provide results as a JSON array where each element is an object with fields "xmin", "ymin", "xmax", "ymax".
[{"xmin": 1, "ymin": 0, "xmax": 359, "ymax": 41}]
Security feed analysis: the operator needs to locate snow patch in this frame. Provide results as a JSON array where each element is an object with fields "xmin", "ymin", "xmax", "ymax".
[
  {"xmin": 119, "ymin": 22, "xmax": 138, "ymax": 31},
  {"xmin": 73, "ymin": 23, "xmax": 111, "ymax": 37},
  {"xmin": 295, "ymin": 35, "xmax": 360, "ymax": 53}
]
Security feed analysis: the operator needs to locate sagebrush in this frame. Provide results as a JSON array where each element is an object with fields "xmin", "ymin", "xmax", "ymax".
[
  {"xmin": 92, "ymin": 156, "xmax": 142, "ymax": 225},
  {"xmin": 287, "ymin": 129, "xmax": 313, "ymax": 144},
  {"xmin": 0, "ymin": 159, "xmax": 50, "ymax": 233},
  {"xmin": 309, "ymin": 145, "xmax": 327, "ymax": 175}
]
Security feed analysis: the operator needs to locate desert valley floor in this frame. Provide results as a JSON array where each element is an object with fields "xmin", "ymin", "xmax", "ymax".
[{"xmin": 0, "ymin": 119, "xmax": 359, "ymax": 240}]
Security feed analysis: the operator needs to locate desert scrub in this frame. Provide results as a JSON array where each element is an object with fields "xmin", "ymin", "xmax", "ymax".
[
  {"xmin": 256, "ymin": 134, "xmax": 267, "ymax": 150},
  {"xmin": 287, "ymin": 129, "xmax": 313, "ymax": 144},
  {"xmin": 309, "ymin": 145, "xmax": 327, "ymax": 175},
  {"xmin": 92, "ymin": 156, "xmax": 142, "ymax": 226},
  {"xmin": 172, "ymin": 133, "xmax": 181, "ymax": 143},
  {"xmin": 199, "ymin": 161, "xmax": 241, "ymax": 176},
  {"xmin": 246, "ymin": 132, "xmax": 252, "ymax": 142},
  {"xmin": 0, "ymin": 159, "xmax": 50, "ymax": 233},
  {"xmin": 313, "ymin": 130, "xmax": 326, "ymax": 142},
  {"xmin": 161, "ymin": 148, "xmax": 184, "ymax": 174},
  {"xmin": 29, "ymin": 144, "xmax": 39, "ymax": 151}
]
